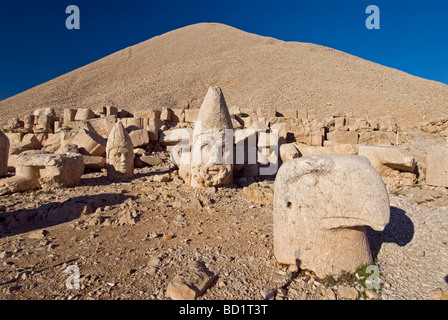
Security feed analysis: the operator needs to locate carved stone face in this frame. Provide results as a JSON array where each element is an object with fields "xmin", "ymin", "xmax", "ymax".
[
  {"xmin": 107, "ymin": 147, "xmax": 134, "ymax": 177},
  {"xmin": 190, "ymin": 132, "xmax": 233, "ymax": 188}
]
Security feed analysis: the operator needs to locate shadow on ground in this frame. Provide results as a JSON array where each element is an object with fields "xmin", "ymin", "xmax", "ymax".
[
  {"xmin": 0, "ymin": 193, "xmax": 134, "ymax": 239},
  {"xmin": 367, "ymin": 206, "xmax": 415, "ymax": 259}
]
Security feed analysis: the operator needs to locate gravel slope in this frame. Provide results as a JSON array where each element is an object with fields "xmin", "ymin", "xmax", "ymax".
[{"xmin": 0, "ymin": 23, "xmax": 447, "ymax": 127}]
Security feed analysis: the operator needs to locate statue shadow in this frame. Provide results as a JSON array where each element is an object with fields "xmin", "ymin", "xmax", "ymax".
[
  {"xmin": 0, "ymin": 193, "xmax": 134, "ymax": 239},
  {"xmin": 366, "ymin": 206, "xmax": 415, "ymax": 259}
]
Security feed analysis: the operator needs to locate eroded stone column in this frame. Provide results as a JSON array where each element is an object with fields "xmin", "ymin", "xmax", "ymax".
[{"xmin": 0, "ymin": 130, "xmax": 10, "ymax": 177}]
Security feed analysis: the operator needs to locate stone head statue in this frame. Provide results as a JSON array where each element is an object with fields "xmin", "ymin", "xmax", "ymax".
[
  {"xmin": 0, "ymin": 130, "xmax": 10, "ymax": 177},
  {"xmin": 274, "ymin": 154, "xmax": 390, "ymax": 277},
  {"xmin": 189, "ymin": 86, "xmax": 234, "ymax": 188},
  {"xmin": 106, "ymin": 122, "xmax": 134, "ymax": 179}
]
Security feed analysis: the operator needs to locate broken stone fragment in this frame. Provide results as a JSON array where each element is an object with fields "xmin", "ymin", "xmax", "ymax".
[
  {"xmin": 358, "ymin": 145, "xmax": 416, "ymax": 177},
  {"xmin": 83, "ymin": 155, "xmax": 106, "ymax": 170},
  {"xmin": 73, "ymin": 129, "xmax": 107, "ymax": 157},
  {"xmin": 129, "ymin": 129, "xmax": 150, "ymax": 148},
  {"xmin": 279, "ymin": 143, "xmax": 300, "ymax": 163},
  {"xmin": 140, "ymin": 155, "xmax": 163, "ymax": 166},
  {"xmin": 166, "ymin": 261, "xmax": 217, "ymax": 300},
  {"xmin": 0, "ymin": 150, "xmax": 84, "ymax": 195}
]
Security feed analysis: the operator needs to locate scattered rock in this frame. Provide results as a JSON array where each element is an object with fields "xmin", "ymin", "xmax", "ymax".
[
  {"xmin": 261, "ymin": 289, "xmax": 277, "ymax": 300},
  {"xmin": 28, "ymin": 229, "xmax": 49, "ymax": 240},
  {"xmin": 337, "ymin": 285, "xmax": 359, "ymax": 300},
  {"xmin": 166, "ymin": 261, "xmax": 217, "ymax": 300}
]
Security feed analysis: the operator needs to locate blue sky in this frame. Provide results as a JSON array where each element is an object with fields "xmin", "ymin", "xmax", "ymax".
[{"xmin": 0, "ymin": 0, "xmax": 447, "ymax": 101}]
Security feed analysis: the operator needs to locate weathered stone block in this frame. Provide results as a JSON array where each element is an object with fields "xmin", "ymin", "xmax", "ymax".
[
  {"xmin": 75, "ymin": 109, "xmax": 96, "ymax": 121},
  {"xmin": 358, "ymin": 145, "xmax": 416, "ymax": 176},
  {"xmin": 160, "ymin": 108, "xmax": 173, "ymax": 122},
  {"xmin": 83, "ymin": 156, "xmax": 106, "ymax": 170},
  {"xmin": 129, "ymin": 129, "xmax": 150, "ymax": 148},
  {"xmin": 166, "ymin": 261, "xmax": 216, "ymax": 300},
  {"xmin": 73, "ymin": 129, "xmax": 107, "ymax": 157},
  {"xmin": 63, "ymin": 109, "xmax": 77, "ymax": 123},
  {"xmin": 426, "ymin": 145, "xmax": 448, "ymax": 187},
  {"xmin": 378, "ymin": 115, "xmax": 397, "ymax": 132},
  {"xmin": 327, "ymin": 131, "xmax": 359, "ymax": 145},
  {"xmin": 0, "ymin": 130, "xmax": 10, "ymax": 177},
  {"xmin": 172, "ymin": 109, "xmax": 185, "ymax": 123},
  {"xmin": 0, "ymin": 150, "xmax": 84, "ymax": 195},
  {"xmin": 184, "ymin": 109, "xmax": 200, "ymax": 123}
]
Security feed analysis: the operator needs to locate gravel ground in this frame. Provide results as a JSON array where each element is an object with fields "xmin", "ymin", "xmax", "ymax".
[{"xmin": 0, "ymin": 155, "xmax": 447, "ymax": 300}]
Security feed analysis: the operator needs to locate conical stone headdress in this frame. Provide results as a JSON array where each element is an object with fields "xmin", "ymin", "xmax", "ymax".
[
  {"xmin": 106, "ymin": 122, "xmax": 134, "ymax": 154},
  {"xmin": 193, "ymin": 86, "xmax": 233, "ymax": 135}
]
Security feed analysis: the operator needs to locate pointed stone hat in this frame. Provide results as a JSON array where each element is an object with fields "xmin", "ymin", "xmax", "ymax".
[
  {"xmin": 106, "ymin": 122, "xmax": 134, "ymax": 153},
  {"xmin": 194, "ymin": 86, "xmax": 233, "ymax": 133}
]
